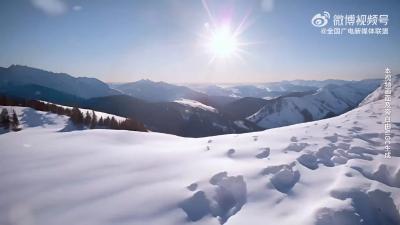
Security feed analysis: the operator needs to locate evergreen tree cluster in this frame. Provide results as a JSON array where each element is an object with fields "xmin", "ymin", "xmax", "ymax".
[
  {"xmin": 0, "ymin": 95, "xmax": 147, "ymax": 132},
  {"xmin": 0, "ymin": 108, "xmax": 20, "ymax": 131}
]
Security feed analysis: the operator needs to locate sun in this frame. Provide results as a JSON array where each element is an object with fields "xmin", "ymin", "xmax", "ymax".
[
  {"xmin": 208, "ymin": 27, "xmax": 238, "ymax": 58},
  {"xmin": 199, "ymin": 1, "xmax": 253, "ymax": 63}
]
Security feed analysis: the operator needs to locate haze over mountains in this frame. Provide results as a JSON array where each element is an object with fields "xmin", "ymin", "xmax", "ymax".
[{"xmin": 0, "ymin": 65, "xmax": 383, "ymax": 137}]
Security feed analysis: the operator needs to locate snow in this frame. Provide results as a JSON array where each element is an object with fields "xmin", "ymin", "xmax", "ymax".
[
  {"xmin": 174, "ymin": 98, "xmax": 218, "ymax": 113},
  {"xmin": 0, "ymin": 77, "xmax": 399, "ymax": 225}
]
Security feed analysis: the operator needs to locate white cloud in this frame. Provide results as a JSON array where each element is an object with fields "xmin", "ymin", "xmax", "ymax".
[
  {"xmin": 261, "ymin": 0, "xmax": 275, "ymax": 12},
  {"xmin": 31, "ymin": 0, "xmax": 67, "ymax": 15},
  {"xmin": 73, "ymin": 5, "xmax": 83, "ymax": 11}
]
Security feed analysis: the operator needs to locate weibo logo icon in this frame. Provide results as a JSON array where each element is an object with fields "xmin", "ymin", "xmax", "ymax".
[{"xmin": 311, "ymin": 11, "xmax": 330, "ymax": 27}]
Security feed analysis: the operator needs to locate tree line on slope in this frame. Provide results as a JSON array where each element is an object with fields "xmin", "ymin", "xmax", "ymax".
[{"xmin": 0, "ymin": 95, "xmax": 147, "ymax": 132}]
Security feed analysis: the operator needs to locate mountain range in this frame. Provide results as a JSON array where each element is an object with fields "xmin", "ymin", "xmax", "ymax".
[
  {"xmin": 0, "ymin": 65, "xmax": 384, "ymax": 137},
  {"xmin": 110, "ymin": 79, "xmax": 208, "ymax": 102}
]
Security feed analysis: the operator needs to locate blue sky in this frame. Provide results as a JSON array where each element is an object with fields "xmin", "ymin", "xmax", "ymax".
[{"xmin": 0, "ymin": 0, "xmax": 399, "ymax": 83}]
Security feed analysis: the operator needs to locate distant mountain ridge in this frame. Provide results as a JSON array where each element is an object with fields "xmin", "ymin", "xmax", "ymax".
[
  {"xmin": 0, "ymin": 65, "xmax": 119, "ymax": 99},
  {"xmin": 186, "ymin": 80, "xmax": 367, "ymax": 99},
  {"xmin": 111, "ymin": 79, "xmax": 208, "ymax": 102},
  {"xmin": 0, "ymin": 83, "xmax": 84, "ymax": 107}
]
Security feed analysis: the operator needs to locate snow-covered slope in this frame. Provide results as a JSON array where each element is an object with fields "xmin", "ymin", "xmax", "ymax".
[
  {"xmin": 360, "ymin": 74, "xmax": 400, "ymax": 106},
  {"xmin": 248, "ymin": 80, "xmax": 381, "ymax": 129},
  {"xmin": 174, "ymin": 98, "xmax": 218, "ymax": 113},
  {"xmin": 0, "ymin": 78, "xmax": 399, "ymax": 225}
]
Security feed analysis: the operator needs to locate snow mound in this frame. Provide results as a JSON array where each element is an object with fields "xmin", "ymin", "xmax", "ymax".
[
  {"xmin": 180, "ymin": 172, "xmax": 247, "ymax": 224},
  {"xmin": 255, "ymin": 147, "xmax": 270, "ymax": 158}
]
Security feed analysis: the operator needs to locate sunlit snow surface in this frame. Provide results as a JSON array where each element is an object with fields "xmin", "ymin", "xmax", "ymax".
[{"xmin": 0, "ymin": 78, "xmax": 399, "ymax": 225}]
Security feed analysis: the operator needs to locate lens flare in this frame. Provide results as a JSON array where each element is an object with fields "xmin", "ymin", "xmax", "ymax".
[
  {"xmin": 200, "ymin": 1, "xmax": 255, "ymax": 63},
  {"xmin": 208, "ymin": 26, "xmax": 238, "ymax": 58}
]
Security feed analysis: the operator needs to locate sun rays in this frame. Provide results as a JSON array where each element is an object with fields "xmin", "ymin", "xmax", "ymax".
[{"xmin": 199, "ymin": 0, "xmax": 253, "ymax": 64}]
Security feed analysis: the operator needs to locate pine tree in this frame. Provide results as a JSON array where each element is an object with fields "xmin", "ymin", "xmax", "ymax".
[
  {"xmin": 70, "ymin": 107, "xmax": 83, "ymax": 125},
  {"xmin": 64, "ymin": 108, "xmax": 72, "ymax": 117},
  {"xmin": 119, "ymin": 118, "xmax": 147, "ymax": 131},
  {"xmin": 56, "ymin": 106, "xmax": 65, "ymax": 115},
  {"xmin": 110, "ymin": 116, "xmax": 119, "ymax": 129},
  {"xmin": 104, "ymin": 116, "xmax": 111, "ymax": 127},
  {"xmin": 11, "ymin": 109, "xmax": 20, "ymax": 131},
  {"xmin": 0, "ymin": 108, "xmax": 10, "ymax": 129},
  {"xmin": 98, "ymin": 116, "xmax": 104, "ymax": 127},
  {"xmin": 84, "ymin": 111, "xmax": 92, "ymax": 126},
  {"xmin": 90, "ymin": 111, "xmax": 97, "ymax": 129}
]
